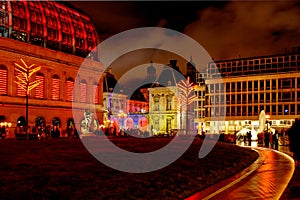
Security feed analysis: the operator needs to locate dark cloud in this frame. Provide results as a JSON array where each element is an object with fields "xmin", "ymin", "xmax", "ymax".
[
  {"xmin": 69, "ymin": 1, "xmax": 300, "ymax": 84},
  {"xmin": 184, "ymin": 1, "xmax": 300, "ymax": 59}
]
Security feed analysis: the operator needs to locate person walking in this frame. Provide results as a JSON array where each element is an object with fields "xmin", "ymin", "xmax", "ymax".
[
  {"xmin": 264, "ymin": 131, "xmax": 270, "ymax": 147},
  {"xmin": 273, "ymin": 130, "xmax": 279, "ymax": 150}
]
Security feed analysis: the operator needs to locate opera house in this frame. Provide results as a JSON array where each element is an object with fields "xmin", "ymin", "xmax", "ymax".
[{"xmin": 0, "ymin": 1, "xmax": 103, "ymax": 137}]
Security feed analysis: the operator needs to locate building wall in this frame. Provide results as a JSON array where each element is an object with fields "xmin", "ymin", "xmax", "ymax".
[
  {"xmin": 0, "ymin": 37, "xmax": 104, "ymax": 137},
  {"xmin": 197, "ymin": 52, "xmax": 300, "ymax": 134}
]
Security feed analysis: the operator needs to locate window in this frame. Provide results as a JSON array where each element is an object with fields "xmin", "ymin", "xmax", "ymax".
[
  {"xmin": 260, "ymin": 80, "xmax": 264, "ymax": 90},
  {"xmin": 231, "ymin": 95, "xmax": 235, "ymax": 104},
  {"xmin": 271, "ymin": 92, "xmax": 276, "ymax": 102},
  {"xmin": 248, "ymin": 106, "xmax": 252, "ymax": 116},
  {"xmin": 248, "ymin": 81, "xmax": 252, "ymax": 91},
  {"xmin": 260, "ymin": 93, "xmax": 264, "ymax": 103},
  {"xmin": 278, "ymin": 105, "xmax": 282, "ymax": 115},
  {"xmin": 226, "ymin": 82, "xmax": 230, "ymax": 92},
  {"xmin": 66, "ymin": 77, "xmax": 74, "ymax": 102},
  {"xmin": 237, "ymin": 82, "xmax": 241, "ymax": 92},
  {"xmin": 272, "ymin": 105, "xmax": 276, "ymax": 115},
  {"xmin": 35, "ymin": 72, "xmax": 45, "ymax": 99},
  {"xmin": 154, "ymin": 96, "xmax": 159, "ymax": 111},
  {"xmin": 166, "ymin": 96, "xmax": 172, "ymax": 110},
  {"xmin": 248, "ymin": 94, "xmax": 252, "ymax": 103},
  {"xmin": 242, "ymin": 82, "xmax": 247, "ymax": 91},
  {"xmin": 272, "ymin": 79, "xmax": 276, "ymax": 90},
  {"xmin": 266, "ymin": 80, "xmax": 270, "ymax": 90},
  {"xmin": 254, "ymin": 81, "xmax": 258, "ymax": 90},
  {"xmin": 80, "ymin": 80, "xmax": 87, "ymax": 103},
  {"xmin": 0, "ymin": 65, "xmax": 8, "ymax": 95},
  {"xmin": 231, "ymin": 82, "xmax": 235, "ymax": 92},
  {"xmin": 51, "ymin": 74, "xmax": 60, "ymax": 100},
  {"xmin": 231, "ymin": 106, "xmax": 235, "ymax": 116},
  {"xmin": 93, "ymin": 83, "xmax": 99, "ymax": 104}
]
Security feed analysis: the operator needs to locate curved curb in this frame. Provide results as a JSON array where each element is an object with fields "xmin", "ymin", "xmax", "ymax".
[{"xmin": 185, "ymin": 147, "xmax": 265, "ymax": 200}]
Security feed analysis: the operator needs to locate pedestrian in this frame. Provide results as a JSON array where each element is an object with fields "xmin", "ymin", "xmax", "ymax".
[
  {"xmin": 288, "ymin": 119, "xmax": 300, "ymax": 165},
  {"xmin": 247, "ymin": 131, "xmax": 252, "ymax": 146},
  {"xmin": 273, "ymin": 130, "xmax": 279, "ymax": 150},
  {"xmin": 264, "ymin": 131, "xmax": 270, "ymax": 147}
]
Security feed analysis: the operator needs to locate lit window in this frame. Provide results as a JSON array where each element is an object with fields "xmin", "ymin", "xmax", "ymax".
[
  {"xmin": 93, "ymin": 83, "xmax": 99, "ymax": 104},
  {"xmin": 80, "ymin": 80, "xmax": 87, "ymax": 103},
  {"xmin": 35, "ymin": 73, "xmax": 44, "ymax": 99},
  {"xmin": 66, "ymin": 77, "xmax": 74, "ymax": 102},
  {"xmin": 0, "ymin": 65, "xmax": 8, "ymax": 95},
  {"xmin": 51, "ymin": 75, "xmax": 60, "ymax": 100}
]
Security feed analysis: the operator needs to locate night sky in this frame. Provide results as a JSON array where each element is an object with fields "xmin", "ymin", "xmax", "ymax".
[{"xmin": 69, "ymin": 1, "xmax": 300, "ymax": 88}]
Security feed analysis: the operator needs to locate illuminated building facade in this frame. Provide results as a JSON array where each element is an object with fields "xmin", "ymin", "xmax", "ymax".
[
  {"xmin": 198, "ymin": 48, "xmax": 300, "ymax": 134},
  {"xmin": 148, "ymin": 60, "xmax": 195, "ymax": 135},
  {"xmin": 0, "ymin": 1, "xmax": 103, "ymax": 137}
]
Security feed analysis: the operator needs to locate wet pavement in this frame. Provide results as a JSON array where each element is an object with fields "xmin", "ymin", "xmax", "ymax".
[{"xmin": 187, "ymin": 141, "xmax": 296, "ymax": 200}]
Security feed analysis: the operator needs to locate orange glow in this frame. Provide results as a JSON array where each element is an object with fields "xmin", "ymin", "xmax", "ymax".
[
  {"xmin": 0, "ymin": 67, "xmax": 8, "ymax": 95},
  {"xmin": 14, "ymin": 58, "xmax": 41, "ymax": 95},
  {"xmin": 66, "ymin": 79, "xmax": 74, "ymax": 102},
  {"xmin": 51, "ymin": 77, "xmax": 60, "ymax": 100},
  {"xmin": 35, "ymin": 74, "xmax": 44, "ymax": 99}
]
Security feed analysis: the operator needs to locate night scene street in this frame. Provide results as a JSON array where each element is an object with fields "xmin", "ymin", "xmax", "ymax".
[{"xmin": 0, "ymin": 1, "xmax": 300, "ymax": 199}]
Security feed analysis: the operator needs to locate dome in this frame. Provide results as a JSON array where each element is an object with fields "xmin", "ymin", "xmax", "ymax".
[{"xmin": 0, "ymin": 1, "xmax": 98, "ymax": 59}]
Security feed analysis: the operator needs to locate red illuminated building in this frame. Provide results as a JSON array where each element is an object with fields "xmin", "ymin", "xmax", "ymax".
[{"xmin": 0, "ymin": 1, "xmax": 103, "ymax": 137}]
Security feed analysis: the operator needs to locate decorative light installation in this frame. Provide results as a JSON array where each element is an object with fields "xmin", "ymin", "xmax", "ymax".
[
  {"xmin": 177, "ymin": 77, "xmax": 196, "ymax": 135},
  {"xmin": 14, "ymin": 58, "xmax": 41, "ymax": 138}
]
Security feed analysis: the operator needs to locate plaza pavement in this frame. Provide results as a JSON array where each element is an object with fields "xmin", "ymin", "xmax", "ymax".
[{"xmin": 186, "ymin": 141, "xmax": 298, "ymax": 200}]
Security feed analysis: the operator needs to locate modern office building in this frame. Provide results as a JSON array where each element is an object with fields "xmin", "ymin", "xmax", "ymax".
[
  {"xmin": 197, "ymin": 47, "xmax": 300, "ymax": 135},
  {"xmin": 0, "ymin": 1, "xmax": 103, "ymax": 137}
]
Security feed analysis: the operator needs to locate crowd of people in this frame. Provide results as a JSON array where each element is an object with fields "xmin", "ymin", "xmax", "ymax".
[{"xmin": 14, "ymin": 125, "xmax": 79, "ymax": 140}]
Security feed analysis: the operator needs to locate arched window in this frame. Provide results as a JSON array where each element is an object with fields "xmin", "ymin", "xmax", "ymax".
[
  {"xmin": 67, "ymin": 118, "xmax": 75, "ymax": 127},
  {"xmin": 66, "ymin": 77, "xmax": 74, "ymax": 102},
  {"xmin": 80, "ymin": 79, "xmax": 87, "ymax": 103},
  {"xmin": 35, "ymin": 72, "xmax": 44, "ymax": 99},
  {"xmin": 51, "ymin": 74, "xmax": 60, "ymax": 100},
  {"xmin": 93, "ymin": 82, "xmax": 99, "ymax": 104},
  {"xmin": 0, "ymin": 65, "xmax": 8, "ymax": 95},
  {"xmin": 35, "ymin": 116, "xmax": 46, "ymax": 128},
  {"xmin": 52, "ymin": 117, "xmax": 61, "ymax": 127},
  {"xmin": 0, "ymin": 115, "xmax": 6, "ymax": 123},
  {"xmin": 17, "ymin": 116, "xmax": 26, "ymax": 126}
]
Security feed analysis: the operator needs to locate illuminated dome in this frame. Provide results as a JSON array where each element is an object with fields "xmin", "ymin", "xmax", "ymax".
[{"xmin": 0, "ymin": 1, "xmax": 98, "ymax": 59}]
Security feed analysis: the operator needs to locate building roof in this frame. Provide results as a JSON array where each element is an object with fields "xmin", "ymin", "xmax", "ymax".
[
  {"xmin": 151, "ymin": 60, "xmax": 185, "ymax": 87},
  {"xmin": 0, "ymin": 1, "xmax": 98, "ymax": 59}
]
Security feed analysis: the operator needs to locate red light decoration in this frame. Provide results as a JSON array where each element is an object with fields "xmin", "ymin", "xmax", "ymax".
[
  {"xmin": 34, "ymin": 74, "xmax": 44, "ymax": 99},
  {"xmin": 80, "ymin": 80, "xmax": 87, "ymax": 103},
  {"xmin": 51, "ymin": 76, "xmax": 60, "ymax": 100},
  {"xmin": 0, "ymin": 66, "xmax": 8, "ymax": 95},
  {"xmin": 66, "ymin": 78, "xmax": 74, "ymax": 102},
  {"xmin": 93, "ymin": 84, "xmax": 99, "ymax": 104}
]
